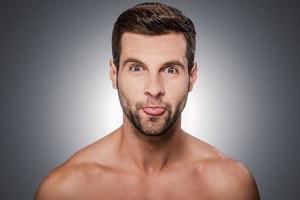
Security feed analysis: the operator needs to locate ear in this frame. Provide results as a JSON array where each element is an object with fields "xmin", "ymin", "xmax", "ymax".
[
  {"xmin": 109, "ymin": 60, "xmax": 118, "ymax": 89},
  {"xmin": 188, "ymin": 62, "xmax": 198, "ymax": 92}
]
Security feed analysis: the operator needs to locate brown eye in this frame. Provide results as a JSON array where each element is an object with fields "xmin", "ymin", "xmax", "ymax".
[
  {"xmin": 129, "ymin": 65, "xmax": 144, "ymax": 72},
  {"xmin": 164, "ymin": 66, "xmax": 178, "ymax": 74}
]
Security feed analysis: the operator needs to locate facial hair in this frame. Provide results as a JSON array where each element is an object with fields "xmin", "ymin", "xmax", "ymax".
[{"xmin": 117, "ymin": 87, "xmax": 188, "ymax": 137}]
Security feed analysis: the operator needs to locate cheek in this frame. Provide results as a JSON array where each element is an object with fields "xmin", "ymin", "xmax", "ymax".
[
  {"xmin": 118, "ymin": 75, "xmax": 145, "ymax": 100},
  {"xmin": 163, "ymin": 77, "xmax": 189, "ymax": 100},
  {"xmin": 118, "ymin": 73, "xmax": 189, "ymax": 104}
]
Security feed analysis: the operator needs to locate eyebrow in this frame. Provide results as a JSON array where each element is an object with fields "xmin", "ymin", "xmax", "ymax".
[
  {"xmin": 122, "ymin": 57, "xmax": 186, "ymax": 69},
  {"xmin": 122, "ymin": 58, "xmax": 145, "ymax": 66}
]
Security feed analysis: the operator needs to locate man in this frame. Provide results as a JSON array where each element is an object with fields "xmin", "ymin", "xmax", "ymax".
[{"xmin": 35, "ymin": 2, "xmax": 260, "ymax": 199}]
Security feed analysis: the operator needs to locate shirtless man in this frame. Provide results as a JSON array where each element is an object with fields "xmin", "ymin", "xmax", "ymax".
[{"xmin": 35, "ymin": 2, "xmax": 260, "ymax": 200}]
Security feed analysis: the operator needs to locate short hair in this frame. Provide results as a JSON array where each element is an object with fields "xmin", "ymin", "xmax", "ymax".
[{"xmin": 112, "ymin": 2, "xmax": 196, "ymax": 73}]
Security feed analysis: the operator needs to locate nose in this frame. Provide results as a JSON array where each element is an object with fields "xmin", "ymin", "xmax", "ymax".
[{"xmin": 144, "ymin": 75, "xmax": 165, "ymax": 98}]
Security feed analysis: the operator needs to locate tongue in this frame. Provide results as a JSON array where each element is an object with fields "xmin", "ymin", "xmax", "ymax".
[{"xmin": 143, "ymin": 107, "xmax": 165, "ymax": 115}]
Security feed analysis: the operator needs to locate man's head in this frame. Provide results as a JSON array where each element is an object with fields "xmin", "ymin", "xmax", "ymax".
[
  {"xmin": 110, "ymin": 2, "xmax": 197, "ymax": 137},
  {"xmin": 112, "ymin": 2, "xmax": 196, "ymax": 73}
]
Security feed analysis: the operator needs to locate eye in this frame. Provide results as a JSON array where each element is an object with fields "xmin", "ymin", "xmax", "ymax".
[
  {"xmin": 129, "ymin": 64, "xmax": 144, "ymax": 72},
  {"xmin": 164, "ymin": 66, "xmax": 178, "ymax": 74}
]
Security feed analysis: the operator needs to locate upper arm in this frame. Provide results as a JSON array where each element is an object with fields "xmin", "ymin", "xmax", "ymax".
[
  {"xmin": 205, "ymin": 159, "xmax": 260, "ymax": 200},
  {"xmin": 34, "ymin": 172, "xmax": 70, "ymax": 200},
  {"xmin": 225, "ymin": 161, "xmax": 260, "ymax": 200},
  {"xmin": 34, "ymin": 175, "xmax": 60, "ymax": 200},
  {"xmin": 34, "ymin": 166, "xmax": 83, "ymax": 200}
]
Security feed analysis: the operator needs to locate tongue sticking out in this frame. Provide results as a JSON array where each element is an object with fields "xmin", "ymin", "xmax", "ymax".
[{"xmin": 143, "ymin": 107, "xmax": 165, "ymax": 116}]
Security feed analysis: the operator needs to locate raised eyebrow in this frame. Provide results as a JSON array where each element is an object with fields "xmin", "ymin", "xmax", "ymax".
[
  {"xmin": 162, "ymin": 60, "xmax": 185, "ymax": 69},
  {"xmin": 122, "ymin": 58, "xmax": 186, "ymax": 69},
  {"xmin": 122, "ymin": 58, "xmax": 146, "ymax": 66}
]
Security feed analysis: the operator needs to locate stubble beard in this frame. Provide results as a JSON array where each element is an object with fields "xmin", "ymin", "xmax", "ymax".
[{"xmin": 117, "ymin": 87, "xmax": 188, "ymax": 138}]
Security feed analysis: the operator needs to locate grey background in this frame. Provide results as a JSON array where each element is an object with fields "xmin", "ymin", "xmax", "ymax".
[{"xmin": 1, "ymin": 0, "xmax": 299, "ymax": 199}]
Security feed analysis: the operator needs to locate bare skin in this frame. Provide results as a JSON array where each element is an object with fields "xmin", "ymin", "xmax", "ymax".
[
  {"xmin": 35, "ymin": 33, "xmax": 260, "ymax": 200},
  {"xmin": 35, "ymin": 126, "xmax": 260, "ymax": 200}
]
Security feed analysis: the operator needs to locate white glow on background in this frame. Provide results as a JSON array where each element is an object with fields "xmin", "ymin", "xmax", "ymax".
[
  {"xmin": 47, "ymin": 22, "xmax": 258, "ymax": 160},
  {"xmin": 4, "ymin": 2, "xmax": 297, "ymax": 199}
]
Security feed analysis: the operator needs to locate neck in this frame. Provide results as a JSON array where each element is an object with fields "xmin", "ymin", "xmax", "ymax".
[{"xmin": 117, "ymin": 114, "xmax": 186, "ymax": 175}]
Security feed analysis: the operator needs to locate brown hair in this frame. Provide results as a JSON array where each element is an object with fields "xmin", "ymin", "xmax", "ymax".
[{"xmin": 112, "ymin": 2, "xmax": 196, "ymax": 72}]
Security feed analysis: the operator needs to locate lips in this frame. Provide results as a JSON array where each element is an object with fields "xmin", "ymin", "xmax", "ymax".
[{"xmin": 142, "ymin": 107, "xmax": 166, "ymax": 116}]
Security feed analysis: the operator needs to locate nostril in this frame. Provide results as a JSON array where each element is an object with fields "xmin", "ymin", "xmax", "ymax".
[
  {"xmin": 144, "ymin": 86, "xmax": 165, "ymax": 97},
  {"xmin": 143, "ymin": 76, "xmax": 165, "ymax": 97},
  {"xmin": 144, "ymin": 90, "xmax": 164, "ymax": 98}
]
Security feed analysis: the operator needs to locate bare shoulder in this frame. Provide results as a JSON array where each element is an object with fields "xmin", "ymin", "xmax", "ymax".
[
  {"xmin": 185, "ymin": 133, "xmax": 260, "ymax": 199},
  {"xmin": 35, "ymin": 131, "xmax": 118, "ymax": 200},
  {"xmin": 34, "ymin": 162, "xmax": 105, "ymax": 199},
  {"xmin": 200, "ymin": 157, "xmax": 260, "ymax": 200}
]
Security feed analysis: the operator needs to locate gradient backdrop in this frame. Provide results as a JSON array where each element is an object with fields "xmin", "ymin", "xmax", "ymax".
[{"xmin": 1, "ymin": 0, "xmax": 299, "ymax": 199}]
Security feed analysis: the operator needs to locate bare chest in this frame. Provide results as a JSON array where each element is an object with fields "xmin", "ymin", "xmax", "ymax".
[{"xmin": 76, "ymin": 169, "xmax": 213, "ymax": 200}]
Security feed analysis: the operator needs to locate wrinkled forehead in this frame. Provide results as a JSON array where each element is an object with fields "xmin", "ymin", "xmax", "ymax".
[{"xmin": 119, "ymin": 32, "xmax": 188, "ymax": 67}]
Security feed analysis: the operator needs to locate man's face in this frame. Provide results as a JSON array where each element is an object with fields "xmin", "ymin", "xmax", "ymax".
[{"xmin": 110, "ymin": 32, "xmax": 197, "ymax": 137}]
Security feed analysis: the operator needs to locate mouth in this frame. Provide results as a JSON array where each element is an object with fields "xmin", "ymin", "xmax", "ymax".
[{"xmin": 142, "ymin": 106, "xmax": 166, "ymax": 116}]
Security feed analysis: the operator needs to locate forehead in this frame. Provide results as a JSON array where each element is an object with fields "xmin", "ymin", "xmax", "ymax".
[{"xmin": 120, "ymin": 32, "xmax": 187, "ymax": 66}]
